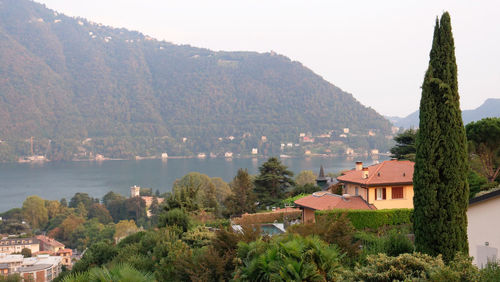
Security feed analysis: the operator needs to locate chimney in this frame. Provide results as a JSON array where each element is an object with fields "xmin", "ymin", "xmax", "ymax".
[
  {"xmin": 355, "ymin": 161, "xmax": 363, "ymax": 171},
  {"xmin": 362, "ymin": 167, "xmax": 369, "ymax": 179}
]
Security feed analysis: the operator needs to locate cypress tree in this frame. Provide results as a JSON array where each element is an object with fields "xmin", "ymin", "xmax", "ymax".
[{"xmin": 413, "ymin": 12, "xmax": 469, "ymax": 262}]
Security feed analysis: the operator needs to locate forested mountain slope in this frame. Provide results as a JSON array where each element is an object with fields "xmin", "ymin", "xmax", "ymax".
[{"xmin": 0, "ymin": 0, "xmax": 392, "ymax": 160}]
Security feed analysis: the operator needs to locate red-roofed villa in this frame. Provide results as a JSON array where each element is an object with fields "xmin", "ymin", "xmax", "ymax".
[
  {"xmin": 294, "ymin": 159, "xmax": 415, "ymax": 223},
  {"xmin": 337, "ymin": 159, "xmax": 414, "ymax": 210}
]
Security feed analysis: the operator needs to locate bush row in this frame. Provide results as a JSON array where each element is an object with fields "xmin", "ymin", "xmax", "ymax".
[
  {"xmin": 232, "ymin": 209, "xmax": 301, "ymax": 225},
  {"xmin": 315, "ymin": 208, "xmax": 413, "ymax": 230}
]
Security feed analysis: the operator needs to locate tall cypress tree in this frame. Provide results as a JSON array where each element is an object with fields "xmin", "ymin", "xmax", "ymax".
[{"xmin": 413, "ymin": 12, "xmax": 469, "ymax": 262}]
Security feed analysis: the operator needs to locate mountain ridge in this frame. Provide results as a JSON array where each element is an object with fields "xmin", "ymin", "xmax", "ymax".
[
  {"xmin": 386, "ymin": 98, "xmax": 500, "ymax": 129},
  {"xmin": 0, "ymin": 0, "xmax": 392, "ymax": 161}
]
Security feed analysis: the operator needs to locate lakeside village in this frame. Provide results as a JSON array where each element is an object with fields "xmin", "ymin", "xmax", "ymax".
[
  {"xmin": 2, "ymin": 12, "xmax": 500, "ymax": 281},
  {"xmin": 1, "ymin": 155, "xmax": 499, "ymax": 281},
  {"xmin": 15, "ymin": 126, "xmax": 397, "ymax": 163}
]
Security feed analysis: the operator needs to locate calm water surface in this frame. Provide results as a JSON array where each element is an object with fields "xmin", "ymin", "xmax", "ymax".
[{"xmin": 0, "ymin": 156, "xmax": 387, "ymax": 212}]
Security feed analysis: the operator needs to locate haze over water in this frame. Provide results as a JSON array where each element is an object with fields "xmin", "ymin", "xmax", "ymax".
[{"xmin": 0, "ymin": 157, "xmax": 387, "ymax": 212}]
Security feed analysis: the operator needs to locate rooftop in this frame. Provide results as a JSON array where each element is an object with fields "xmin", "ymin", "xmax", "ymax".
[
  {"xmin": 0, "ymin": 254, "xmax": 23, "ymax": 263},
  {"xmin": 337, "ymin": 159, "xmax": 414, "ymax": 186},
  {"xmin": 470, "ymin": 186, "xmax": 500, "ymax": 206},
  {"xmin": 36, "ymin": 235, "xmax": 64, "ymax": 248},
  {"xmin": 294, "ymin": 192, "xmax": 374, "ymax": 211}
]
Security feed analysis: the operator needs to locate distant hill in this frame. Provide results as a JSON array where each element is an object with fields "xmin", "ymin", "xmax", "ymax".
[
  {"xmin": 0, "ymin": 0, "xmax": 392, "ymax": 161},
  {"xmin": 387, "ymin": 98, "xmax": 500, "ymax": 129}
]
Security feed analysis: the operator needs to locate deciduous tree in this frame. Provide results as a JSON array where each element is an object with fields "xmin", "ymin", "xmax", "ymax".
[
  {"xmin": 22, "ymin": 196, "xmax": 48, "ymax": 229},
  {"xmin": 466, "ymin": 117, "xmax": 500, "ymax": 182}
]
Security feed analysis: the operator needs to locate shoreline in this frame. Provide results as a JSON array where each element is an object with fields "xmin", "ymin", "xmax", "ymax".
[{"xmin": 4, "ymin": 153, "xmax": 388, "ymax": 164}]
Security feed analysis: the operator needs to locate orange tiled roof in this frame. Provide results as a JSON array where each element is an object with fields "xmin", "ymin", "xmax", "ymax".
[
  {"xmin": 36, "ymin": 235, "xmax": 64, "ymax": 248},
  {"xmin": 337, "ymin": 159, "xmax": 414, "ymax": 187},
  {"xmin": 294, "ymin": 192, "xmax": 374, "ymax": 211}
]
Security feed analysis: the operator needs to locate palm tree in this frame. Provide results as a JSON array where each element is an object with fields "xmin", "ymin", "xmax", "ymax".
[{"xmin": 62, "ymin": 263, "xmax": 153, "ymax": 282}]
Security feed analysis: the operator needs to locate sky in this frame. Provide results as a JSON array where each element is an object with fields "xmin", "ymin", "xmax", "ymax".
[{"xmin": 36, "ymin": 0, "xmax": 500, "ymax": 117}]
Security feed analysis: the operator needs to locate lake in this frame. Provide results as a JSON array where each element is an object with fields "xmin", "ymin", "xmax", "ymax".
[{"xmin": 0, "ymin": 156, "xmax": 387, "ymax": 212}]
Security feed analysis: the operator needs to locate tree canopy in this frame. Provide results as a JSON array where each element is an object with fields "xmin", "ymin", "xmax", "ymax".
[
  {"xmin": 254, "ymin": 157, "xmax": 295, "ymax": 207},
  {"xmin": 390, "ymin": 129, "xmax": 417, "ymax": 161},
  {"xmin": 466, "ymin": 117, "xmax": 500, "ymax": 182}
]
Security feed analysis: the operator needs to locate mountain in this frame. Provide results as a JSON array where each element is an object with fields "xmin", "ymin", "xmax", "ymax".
[
  {"xmin": 387, "ymin": 98, "xmax": 500, "ymax": 129},
  {"xmin": 0, "ymin": 0, "xmax": 392, "ymax": 161}
]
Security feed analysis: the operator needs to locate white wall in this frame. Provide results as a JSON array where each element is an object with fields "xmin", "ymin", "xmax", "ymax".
[{"xmin": 467, "ymin": 196, "xmax": 500, "ymax": 267}]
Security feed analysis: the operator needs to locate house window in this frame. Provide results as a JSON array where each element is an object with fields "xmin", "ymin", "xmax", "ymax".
[
  {"xmin": 392, "ymin": 187, "xmax": 404, "ymax": 199},
  {"xmin": 355, "ymin": 187, "xmax": 359, "ymax": 196},
  {"xmin": 376, "ymin": 188, "xmax": 386, "ymax": 200}
]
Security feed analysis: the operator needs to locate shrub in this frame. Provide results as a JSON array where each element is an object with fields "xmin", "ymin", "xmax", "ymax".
[
  {"xmin": 350, "ymin": 252, "xmax": 480, "ymax": 282},
  {"xmin": 158, "ymin": 208, "xmax": 190, "ymax": 232},
  {"xmin": 231, "ymin": 209, "xmax": 301, "ymax": 225},
  {"xmin": 316, "ymin": 209, "xmax": 413, "ymax": 230},
  {"xmin": 385, "ymin": 231, "xmax": 414, "ymax": 256},
  {"xmin": 281, "ymin": 193, "xmax": 309, "ymax": 205},
  {"xmin": 287, "ymin": 214, "xmax": 361, "ymax": 263},
  {"xmin": 480, "ymin": 261, "xmax": 500, "ymax": 282}
]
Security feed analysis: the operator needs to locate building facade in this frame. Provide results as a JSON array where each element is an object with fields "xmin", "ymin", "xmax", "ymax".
[
  {"xmin": 36, "ymin": 236, "xmax": 64, "ymax": 254},
  {"xmin": 467, "ymin": 189, "xmax": 500, "ymax": 268},
  {"xmin": 19, "ymin": 255, "xmax": 62, "ymax": 282},
  {"xmin": 0, "ymin": 237, "xmax": 39, "ymax": 255}
]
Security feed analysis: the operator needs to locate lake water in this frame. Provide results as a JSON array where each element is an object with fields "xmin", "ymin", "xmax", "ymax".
[{"xmin": 0, "ymin": 156, "xmax": 387, "ymax": 212}]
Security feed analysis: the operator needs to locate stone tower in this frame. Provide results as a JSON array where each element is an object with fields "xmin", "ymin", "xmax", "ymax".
[{"xmin": 130, "ymin": 185, "xmax": 140, "ymax": 198}]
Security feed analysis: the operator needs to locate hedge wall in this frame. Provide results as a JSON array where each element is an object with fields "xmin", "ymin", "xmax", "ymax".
[
  {"xmin": 315, "ymin": 209, "xmax": 413, "ymax": 230},
  {"xmin": 232, "ymin": 209, "xmax": 301, "ymax": 225}
]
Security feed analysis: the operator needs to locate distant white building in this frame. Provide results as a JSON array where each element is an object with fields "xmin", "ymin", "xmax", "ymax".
[
  {"xmin": 346, "ymin": 148, "xmax": 354, "ymax": 155},
  {"xmin": 261, "ymin": 136, "xmax": 267, "ymax": 142},
  {"xmin": 343, "ymin": 128, "xmax": 350, "ymax": 134},
  {"xmin": 224, "ymin": 152, "xmax": 233, "ymax": 158},
  {"xmin": 161, "ymin": 153, "xmax": 168, "ymax": 159},
  {"xmin": 228, "ymin": 136, "xmax": 235, "ymax": 141},
  {"xmin": 251, "ymin": 148, "xmax": 258, "ymax": 155},
  {"xmin": 299, "ymin": 133, "xmax": 306, "ymax": 137},
  {"xmin": 287, "ymin": 143, "xmax": 293, "ymax": 148},
  {"xmin": 130, "ymin": 185, "xmax": 140, "ymax": 198}
]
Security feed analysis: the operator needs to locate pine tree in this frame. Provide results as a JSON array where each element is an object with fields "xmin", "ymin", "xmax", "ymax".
[
  {"xmin": 413, "ymin": 12, "xmax": 469, "ymax": 262},
  {"xmin": 254, "ymin": 157, "xmax": 295, "ymax": 207},
  {"xmin": 224, "ymin": 168, "xmax": 257, "ymax": 217}
]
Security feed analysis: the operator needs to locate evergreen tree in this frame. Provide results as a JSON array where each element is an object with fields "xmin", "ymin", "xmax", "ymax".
[
  {"xmin": 254, "ymin": 157, "xmax": 295, "ymax": 207},
  {"xmin": 224, "ymin": 168, "xmax": 257, "ymax": 217},
  {"xmin": 390, "ymin": 129, "xmax": 417, "ymax": 161},
  {"xmin": 413, "ymin": 12, "xmax": 469, "ymax": 262}
]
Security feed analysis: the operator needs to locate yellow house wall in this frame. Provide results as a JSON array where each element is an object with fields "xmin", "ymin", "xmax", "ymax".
[{"xmin": 368, "ymin": 185, "xmax": 414, "ymax": 209}]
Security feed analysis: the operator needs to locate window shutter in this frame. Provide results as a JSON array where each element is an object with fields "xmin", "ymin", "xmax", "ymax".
[{"xmin": 383, "ymin": 188, "xmax": 386, "ymax": 200}]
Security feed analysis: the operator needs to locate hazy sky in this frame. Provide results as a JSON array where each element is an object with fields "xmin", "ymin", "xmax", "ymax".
[{"xmin": 37, "ymin": 0, "xmax": 500, "ymax": 117}]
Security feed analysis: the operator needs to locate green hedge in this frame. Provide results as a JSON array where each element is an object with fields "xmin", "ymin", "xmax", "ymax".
[{"xmin": 315, "ymin": 209, "xmax": 413, "ymax": 230}]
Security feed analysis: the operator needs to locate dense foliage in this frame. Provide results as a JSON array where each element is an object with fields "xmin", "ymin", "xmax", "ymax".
[
  {"xmin": 390, "ymin": 129, "xmax": 417, "ymax": 161},
  {"xmin": 315, "ymin": 209, "xmax": 413, "ymax": 230},
  {"xmin": 0, "ymin": 0, "xmax": 393, "ymax": 162},
  {"xmin": 254, "ymin": 157, "xmax": 295, "ymax": 207},
  {"xmin": 413, "ymin": 12, "xmax": 469, "ymax": 262},
  {"xmin": 466, "ymin": 117, "xmax": 500, "ymax": 183}
]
